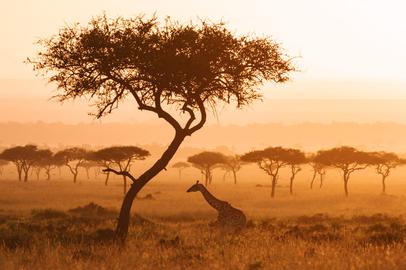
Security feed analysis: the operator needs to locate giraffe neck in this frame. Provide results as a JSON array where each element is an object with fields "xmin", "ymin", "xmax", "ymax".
[{"xmin": 199, "ymin": 186, "xmax": 227, "ymax": 211}]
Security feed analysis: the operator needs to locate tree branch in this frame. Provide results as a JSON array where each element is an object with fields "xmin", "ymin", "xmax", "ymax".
[
  {"xmin": 182, "ymin": 102, "xmax": 196, "ymax": 130},
  {"xmin": 187, "ymin": 97, "xmax": 206, "ymax": 135},
  {"xmin": 103, "ymin": 72, "xmax": 182, "ymax": 131},
  {"xmin": 102, "ymin": 168, "xmax": 137, "ymax": 182}
]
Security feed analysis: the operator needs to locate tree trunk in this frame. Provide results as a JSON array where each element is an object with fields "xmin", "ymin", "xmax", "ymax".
[
  {"xmin": 232, "ymin": 170, "xmax": 237, "ymax": 185},
  {"xmin": 36, "ymin": 169, "xmax": 41, "ymax": 181},
  {"xmin": 105, "ymin": 171, "xmax": 110, "ymax": 186},
  {"xmin": 115, "ymin": 132, "xmax": 185, "ymax": 242},
  {"xmin": 289, "ymin": 176, "xmax": 294, "ymax": 195},
  {"xmin": 204, "ymin": 169, "xmax": 211, "ymax": 186},
  {"xmin": 73, "ymin": 172, "xmax": 77, "ymax": 183},
  {"xmin": 85, "ymin": 168, "xmax": 90, "ymax": 179},
  {"xmin": 271, "ymin": 176, "xmax": 277, "ymax": 198},
  {"xmin": 382, "ymin": 175, "xmax": 387, "ymax": 194},
  {"xmin": 208, "ymin": 170, "xmax": 213, "ymax": 185},
  {"xmin": 123, "ymin": 175, "xmax": 127, "ymax": 195},
  {"xmin": 24, "ymin": 170, "xmax": 29, "ymax": 182},
  {"xmin": 17, "ymin": 165, "xmax": 22, "ymax": 182},
  {"xmin": 46, "ymin": 168, "xmax": 51, "ymax": 181},
  {"xmin": 343, "ymin": 174, "xmax": 349, "ymax": 197},
  {"xmin": 310, "ymin": 170, "xmax": 316, "ymax": 189},
  {"xmin": 178, "ymin": 169, "xmax": 182, "ymax": 181}
]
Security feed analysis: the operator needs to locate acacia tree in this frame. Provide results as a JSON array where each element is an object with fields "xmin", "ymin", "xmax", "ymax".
[
  {"xmin": 370, "ymin": 152, "xmax": 404, "ymax": 194},
  {"xmin": 308, "ymin": 154, "xmax": 327, "ymax": 189},
  {"xmin": 188, "ymin": 151, "xmax": 227, "ymax": 186},
  {"xmin": 315, "ymin": 146, "xmax": 373, "ymax": 197},
  {"xmin": 241, "ymin": 147, "xmax": 290, "ymax": 198},
  {"xmin": 55, "ymin": 147, "xmax": 88, "ymax": 183},
  {"xmin": 80, "ymin": 160, "xmax": 100, "ymax": 180},
  {"xmin": 172, "ymin": 161, "xmax": 190, "ymax": 181},
  {"xmin": 38, "ymin": 152, "xmax": 65, "ymax": 181},
  {"xmin": 29, "ymin": 14, "xmax": 294, "ymax": 241},
  {"xmin": 32, "ymin": 149, "xmax": 54, "ymax": 181},
  {"xmin": 92, "ymin": 146, "xmax": 150, "ymax": 194},
  {"xmin": 0, "ymin": 145, "xmax": 39, "ymax": 182},
  {"xmin": 285, "ymin": 148, "xmax": 306, "ymax": 195},
  {"xmin": 222, "ymin": 155, "xmax": 244, "ymax": 184}
]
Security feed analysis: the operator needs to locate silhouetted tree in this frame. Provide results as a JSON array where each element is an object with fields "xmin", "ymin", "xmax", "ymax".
[
  {"xmin": 0, "ymin": 159, "xmax": 9, "ymax": 177},
  {"xmin": 213, "ymin": 162, "xmax": 234, "ymax": 182},
  {"xmin": 0, "ymin": 145, "xmax": 40, "ymax": 182},
  {"xmin": 221, "ymin": 155, "xmax": 244, "ymax": 184},
  {"xmin": 308, "ymin": 154, "xmax": 327, "ymax": 189},
  {"xmin": 188, "ymin": 152, "xmax": 227, "ymax": 186},
  {"xmin": 55, "ymin": 147, "xmax": 88, "ymax": 183},
  {"xmin": 241, "ymin": 147, "xmax": 290, "ymax": 198},
  {"xmin": 369, "ymin": 152, "xmax": 404, "ymax": 194},
  {"xmin": 32, "ymin": 149, "xmax": 54, "ymax": 181},
  {"xmin": 315, "ymin": 146, "xmax": 373, "ymax": 197},
  {"xmin": 92, "ymin": 146, "xmax": 150, "ymax": 194},
  {"xmin": 285, "ymin": 148, "xmax": 306, "ymax": 195},
  {"xmin": 29, "ymin": 14, "xmax": 294, "ymax": 241},
  {"xmin": 44, "ymin": 154, "xmax": 65, "ymax": 181},
  {"xmin": 172, "ymin": 161, "xmax": 190, "ymax": 181},
  {"xmin": 80, "ymin": 160, "xmax": 100, "ymax": 180}
]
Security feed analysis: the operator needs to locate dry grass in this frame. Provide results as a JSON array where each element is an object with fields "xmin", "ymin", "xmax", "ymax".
[{"xmin": 2, "ymin": 172, "xmax": 406, "ymax": 269}]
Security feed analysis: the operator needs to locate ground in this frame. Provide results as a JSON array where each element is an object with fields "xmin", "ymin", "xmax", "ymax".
[{"xmin": 1, "ymin": 169, "xmax": 406, "ymax": 269}]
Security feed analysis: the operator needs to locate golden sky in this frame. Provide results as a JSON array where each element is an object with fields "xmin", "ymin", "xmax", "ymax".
[{"xmin": 0, "ymin": 0, "xmax": 405, "ymax": 123}]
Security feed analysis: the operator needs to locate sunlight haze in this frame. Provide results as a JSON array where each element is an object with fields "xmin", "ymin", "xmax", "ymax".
[{"xmin": 1, "ymin": 0, "xmax": 405, "ymax": 96}]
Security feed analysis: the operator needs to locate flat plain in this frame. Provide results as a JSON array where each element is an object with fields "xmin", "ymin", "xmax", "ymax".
[{"xmin": 1, "ymin": 167, "xmax": 406, "ymax": 270}]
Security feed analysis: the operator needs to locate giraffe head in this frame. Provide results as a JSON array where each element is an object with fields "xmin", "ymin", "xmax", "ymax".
[{"xmin": 186, "ymin": 180, "xmax": 204, "ymax": 192}]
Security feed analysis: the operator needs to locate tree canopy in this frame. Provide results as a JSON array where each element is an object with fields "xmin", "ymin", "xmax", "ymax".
[
  {"xmin": 369, "ymin": 151, "xmax": 405, "ymax": 194},
  {"xmin": 219, "ymin": 155, "xmax": 244, "ymax": 184},
  {"xmin": 308, "ymin": 153, "xmax": 327, "ymax": 189},
  {"xmin": 91, "ymin": 146, "xmax": 150, "ymax": 193},
  {"xmin": 172, "ymin": 161, "xmax": 191, "ymax": 181},
  {"xmin": 241, "ymin": 146, "xmax": 293, "ymax": 198},
  {"xmin": 55, "ymin": 147, "xmax": 88, "ymax": 183},
  {"xmin": 0, "ymin": 145, "xmax": 41, "ymax": 182},
  {"xmin": 29, "ymin": 14, "xmax": 294, "ymax": 130},
  {"xmin": 91, "ymin": 146, "xmax": 150, "ymax": 164},
  {"xmin": 284, "ymin": 148, "xmax": 306, "ymax": 195},
  {"xmin": 314, "ymin": 146, "xmax": 374, "ymax": 197},
  {"xmin": 188, "ymin": 151, "xmax": 227, "ymax": 186}
]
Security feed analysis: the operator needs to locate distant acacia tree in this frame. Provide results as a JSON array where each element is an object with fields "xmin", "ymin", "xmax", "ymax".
[
  {"xmin": 92, "ymin": 146, "xmax": 150, "ymax": 194},
  {"xmin": 308, "ymin": 154, "xmax": 327, "ymax": 189},
  {"xmin": 188, "ymin": 152, "xmax": 227, "ymax": 186},
  {"xmin": 0, "ymin": 159, "xmax": 9, "ymax": 176},
  {"xmin": 315, "ymin": 146, "xmax": 373, "ymax": 197},
  {"xmin": 29, "ymin": 14, "xmax": 294, "ymax": 241},
  {"xmin": 241, "ymin": 147, "xmax": 290, "ymax": 198},
  {"xmin": 369, "ymin": 152, "xmax": 404, "ymax": 194},
  {"xmin": 55, "ymin": 147, "xmax": 88, "ymax": 183},
  {"xmin": 43, "ymin": 153, "xmax": 65, "ymax": 181},
  {"xmin": 32, "ymin": 149, "xmax": 54, "ymax": 181},
  {"xmin": 285, "ymin": 148, "xmax": 306, "ymax": 195},
  {"xmin": 172, "ymin": 161, "xmax": 190, "ymax": 181},
  {"xmin": 0, "ymin": 145, "xmax": 40, "ymax": 182},
  {"xmin": 80, "ymin": 160, "xmax": 100, "ymax": 180},
  {"xmin": 222, "ymin": 155, "xmax": 244, "ymax": 184}
]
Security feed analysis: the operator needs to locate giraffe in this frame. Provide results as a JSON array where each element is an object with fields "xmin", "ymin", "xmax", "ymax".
[{"xmin": 187, "ymin": 181, "xmax": 246, "ymax": 230}]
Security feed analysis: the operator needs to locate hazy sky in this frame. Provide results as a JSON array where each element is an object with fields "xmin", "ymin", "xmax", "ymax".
[{"xmin": 0, "ymin": 0, "xmax": 405, "ymax": 123}]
